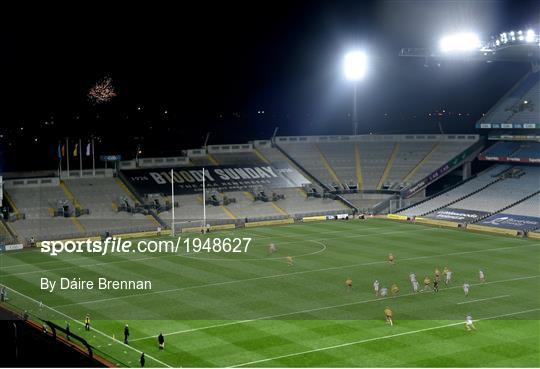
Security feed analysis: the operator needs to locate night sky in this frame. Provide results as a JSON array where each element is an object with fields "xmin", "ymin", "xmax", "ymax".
[{"xmin": 1, "ymin": 1, "xmax": 538, "ymax": 171}]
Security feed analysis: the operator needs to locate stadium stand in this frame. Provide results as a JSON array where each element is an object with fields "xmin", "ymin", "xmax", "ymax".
[
  {"xmin": 503, "ymin": 192, "xmax": 540, "ymax": 218},
  {"xmin": 63, "ymin": 177, "xmax": 158, "ymax": 234},
  {"xmin": 451, "ymin": 166, "xmax": 540, "ymax": 214},
  {"xmin": 481, "ymin": 141, "xmax": 540, "ymax": 159},
  {"xmin": 276, "ymin": 135, "xmax": 478, "ymax": 191},
  {"xmin": 398, "ymin": 164, "xmax": 512, "ymax": 217},
  {"xmin": 478, "ymin": 70, "xmax": 539, "ymax": 126},
  {"xmin": 5, "ymin": 180, "xmax": 82, "ymax": 241}
]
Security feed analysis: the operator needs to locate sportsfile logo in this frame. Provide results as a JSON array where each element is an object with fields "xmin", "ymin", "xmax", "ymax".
[
  {"xmin": 40, "ymin": 236, "xmax": 252, "ymax": 256},
  {"xmin": 40, "ymin": 237, "xmax": 181, "ymax": 256}
]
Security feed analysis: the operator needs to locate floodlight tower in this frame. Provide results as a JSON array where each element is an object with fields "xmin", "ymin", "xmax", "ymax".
[{"xmin": 344, "ymin": 51, "xmax": 367, "ymax": 135}]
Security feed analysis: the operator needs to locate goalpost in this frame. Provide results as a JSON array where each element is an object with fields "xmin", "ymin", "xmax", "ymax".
[{"xmin": 171, "ymin": 167, "xmax": 207, "ymax": 235}]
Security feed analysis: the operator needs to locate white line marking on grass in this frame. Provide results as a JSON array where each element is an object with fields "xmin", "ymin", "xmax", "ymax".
[
  {"xmin": 51, "ymin": 242, "xmax": 540, "ymax": 309},
  {"xmin": 457, "ymin": 294, "xmax": 511, "ymax": 305},
  {"xmin": 129, "ymin": 275, "xmax": 539, "ymax": 342},
  {"xmin": 0, "ymin": 224, "xmax": 388, "ymax": 271},
  {"xmin": 179, "ymin": 240, "xmax": 327, "ymax": 261},
  {"xmin": 228, "ymin": 307, "xmax": 540, "ymax": 368},
  {"xmin": 4, "ymin": 286, "xmax": 172, "ymax": 368},
  {"xmin": 3, "ymin": 227, "xmax": 438, "ymax": 276}
]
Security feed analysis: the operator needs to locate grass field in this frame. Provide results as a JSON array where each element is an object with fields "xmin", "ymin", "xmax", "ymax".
[{"xmin": 1, "ymin": 218, "xmax": 539, "ymax": 367}]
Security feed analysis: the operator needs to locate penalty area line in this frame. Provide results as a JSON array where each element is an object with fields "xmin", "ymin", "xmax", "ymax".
[{"xmin": 229, "ymin": 307, "xmax": 540, "ymax": 367}]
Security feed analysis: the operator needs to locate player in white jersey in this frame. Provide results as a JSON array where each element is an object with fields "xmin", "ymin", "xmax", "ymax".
[
  {"xmin": 380, "ymin": 287, "xmax": 388, "ymax": 297},
  {"xmin": 268, "ymin": 243, "xmax": 277, "ymax": 255},
  {"xmin": 479, "ymin": 270, "xmax": 485, "ymax": 283},
  {"xmin": 465, "ymin": 314, "xmax": 476, "ymax": 331},
  {"xmin": 463, "ymin": 282, "xmax": 470, "ymax": 296},
  {"xmin": 409, "ymin": 272, "xmax": 417, "ymax": 283},
  {"xmin": 373, "ymin": 280, "xmax": 380, "ymax": 296},
  {"xmin": 445, "ymin": 269, "xmax": 452, "ymax": 286},
  {"xmin": 412, "ymin": 279, "xmax": 419, "ymax": 293}
]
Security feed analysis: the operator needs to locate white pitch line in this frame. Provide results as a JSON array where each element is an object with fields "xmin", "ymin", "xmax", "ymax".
[
  {"xmin": 457, "ymin": 294, "xmax": 511, "ymax": 305},
  {"xmin": 4, "ymin": 286, "xmax": 172, "ymax": 368},
  {"xmin": 2, "ymin": 226, "xmax": 441, "ymax": 277},
  {"xmin": 51, "ymin": 242, "xmax": 539, "ymax": 309},
  {"xmin": 0, "ymin": 223, "xmax": 388, "ymax": 271},
  {"xmin": 229, "ymin": 307, "xmax": 540, "ymax": 368},
  {"xmin": 129, "ymin": 274, "xmax": 539, "ymax": 342}
]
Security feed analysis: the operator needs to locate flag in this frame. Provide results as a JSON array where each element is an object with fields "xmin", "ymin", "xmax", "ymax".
[
  {"xmin": 57, "ymin": 144, "xmax": 62, "ymax": 159},
  {"xmin": 73, "ymin": 143, "xmax": 78, "ymax": 157},
  {"xmin": 86, "ymin": 142, "xmax": 91, "ymax": 156},
  {"xmin": 61, "ymin": 145, "xmax": 65, "ymax": 157}
]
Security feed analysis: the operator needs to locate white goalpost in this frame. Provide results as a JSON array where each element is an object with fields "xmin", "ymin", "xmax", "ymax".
[{"xmin": 171, "ymin": 167, "xmax": 207, "ymax": 235}]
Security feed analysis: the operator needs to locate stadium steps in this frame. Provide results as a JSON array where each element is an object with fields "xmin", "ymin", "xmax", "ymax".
[
  {"xmin": 59, "ymin": 181, "xmax": 86, "ymax": 233},
  {"xmin": 115, "ymin": 175, "xmax": 165, "ymax": 229},
  {"xmin": 0, "ymin": 219, "xmax": 19, "ymax": 244},
  {"xmin": 253, "ymin": 148, "xmax": 271, "ymax": 164},
  {"xmin": 274, "ymin": 142, "xmax": 330, "ymax": 191},
  {"xmin": 402, "ymin": 142, "xmax": 439, "ymax": 184},
  {"xmin": 207, "ymin": 153, "xmax": 220, "ymax": 165},
  {"xmin": 3, "ymin": 191, "xmax": 23, "ymax": 219},
  {"xmin": 421, "ymin": 176, "xmax": 505, "ymax": 217},
  {"xmin": 315, "ymin": 144, "xmax": 343, "ymax": 188},
  {"xmin": 470, "ymin": 189, "xmax": 540, "ymax": 225},
  {"xmin": 354, "ymin": 143, "xmax": 363, "ymax": 191},
  {"xmin": 270, "ymin": 201, "xmax": 289, "ymax": 216},
  {"xmin": 376, "ymin": 142, "xmax": 400, "ymax": 190}
]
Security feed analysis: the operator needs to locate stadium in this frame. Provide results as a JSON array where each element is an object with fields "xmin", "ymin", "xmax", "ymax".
[{"xmin": 0, "ymin": 2, "xmax": 539, "ymax": 368}]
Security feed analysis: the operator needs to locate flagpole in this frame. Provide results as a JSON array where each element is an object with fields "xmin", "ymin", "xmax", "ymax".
[
  {"xmin": 171, "ymin": 168, "xmax": 175, "ymax": 236},
  {"xmin": 58, "ymin": 143, "xmax": 62, "ymax": 178},
  {"xmin": 66, "ymin": 138, "xmax": 70, "ymax": 178},
  {"xmin": 79, "ymin": 139, "xmax": 83, "ymax": 177},
  {"xmin": 202, "ymin": 167, "xmax": 206, "ymax": 232},
  {"xmin": 92, "ymin": 138, "xmax": 96, "ymax": 176}
]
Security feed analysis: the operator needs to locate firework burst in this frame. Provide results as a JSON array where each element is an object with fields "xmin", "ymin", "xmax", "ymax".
[{"xmin": 88, "ymin": 76, "xmax": 117, "ymax": 104}]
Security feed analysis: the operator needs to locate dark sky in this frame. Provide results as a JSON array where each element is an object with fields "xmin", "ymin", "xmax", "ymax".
[{"xmin": 1, "ymin": 0, "xmax": 538, "ymax": 171}]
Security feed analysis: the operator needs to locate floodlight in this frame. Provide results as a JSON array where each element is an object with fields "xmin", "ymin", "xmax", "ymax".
[
  {"xmin": 439, "ymin": 33, "xmax": 481, "ymax": 53},
  {"xmin": 344, "ymin": 51, "xmax": 367, "ymax": 81},
  {"xmin": 526, "ymin": 29, "xmax": 535, "ymax": 43}
]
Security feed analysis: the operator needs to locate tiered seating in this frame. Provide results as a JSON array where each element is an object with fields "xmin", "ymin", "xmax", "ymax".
[
  {"xmin": 279, "ymin": 137, "xmax": 475, "ymax": 191},
  {"xmin": 278, "ymin": 143, "xmax": 337, "ymax": 187},
  {"xmin": 452, "ymin": 166, "xmax": 540, "ymax": 213},
  {"xmin": 483, "ymin": 141, "xmax": 521, "ymax": 157},
  {"xmin": 211, "ymin": 152, "xmax": 265, "ymax": 166},
  {"xmin": 504, "ymin": 193, "xmax": 540, "ymax": 218},
  {"xmin": 276, "ymin": 188, "xmax": 347, "ymax": 216},
  {"xmin": 479, "ymin": 71, "xmax": 539, "ymax": 125},
  {"xmin": 405, "ymin": 141, "xmax": 472, "ymax": 186},
  {"xmin": 64, "ymin": 178, "xmax": 156, "ymax": 234},
  {"xmin": 7, "ymin": 185, "xmax": 80, "ymax": 241},
  {"xmin": 317, "ymin": 142, "xmax": 355, "ymax": 187},
  {"xmin": 158, "ymin": 194, "xmax": 233, "ymax": 226},
  {"xmin": 399, "ymin": 165, "xmax": 510, "ymax": 217},
  {"xmin": 221, "ymin": 191, "xmax": 282, "ymax": 220},
  {"xmin": 384, "ymin": 142, "xmax": 434, "ymax": 189},
  {"xmin": 189, "ymin": 156, "xmax": 215, "ymax": 166},
  {"xmin": 341, "ymin": 193, "xmax": 393, "ymax": 212},
  {"xmin": 512, "ymin": 142, "xmax": 540, "ymax": 158}
]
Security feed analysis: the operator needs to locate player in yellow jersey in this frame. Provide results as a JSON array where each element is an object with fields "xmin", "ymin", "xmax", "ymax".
[
  {"xmin": 388, "ymin": 253, "xmax": 395, "ymax": 265},
  {"xmin": 423, "ymin": 276, "xmax": 431, "ymax": 291},
  {"xmin": 84, "ymin": 314, "xmax": 91, "ymax": 331},
  {"xmin": 391, "ymin": 283, "xmax": 399, "ymax": 297},
  {"xmin": 384, "ymin": 307, "xmax": 393, "ymax": 326},
  {"xmin": 434, "ymin": 267, "xmax": 441, "ymax": 279},
  {"xmin": 286, "ymin": 256, "xmax": 294, "ymax": 266},
  {"xmin": 345, "ymin": 278, "xmax": 353, "ymax": 291}
]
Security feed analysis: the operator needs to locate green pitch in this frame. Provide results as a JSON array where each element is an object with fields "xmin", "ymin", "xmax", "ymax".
[{"xmin": 1, "ymin": 219, "xmax": 539, "ymax": 367}]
